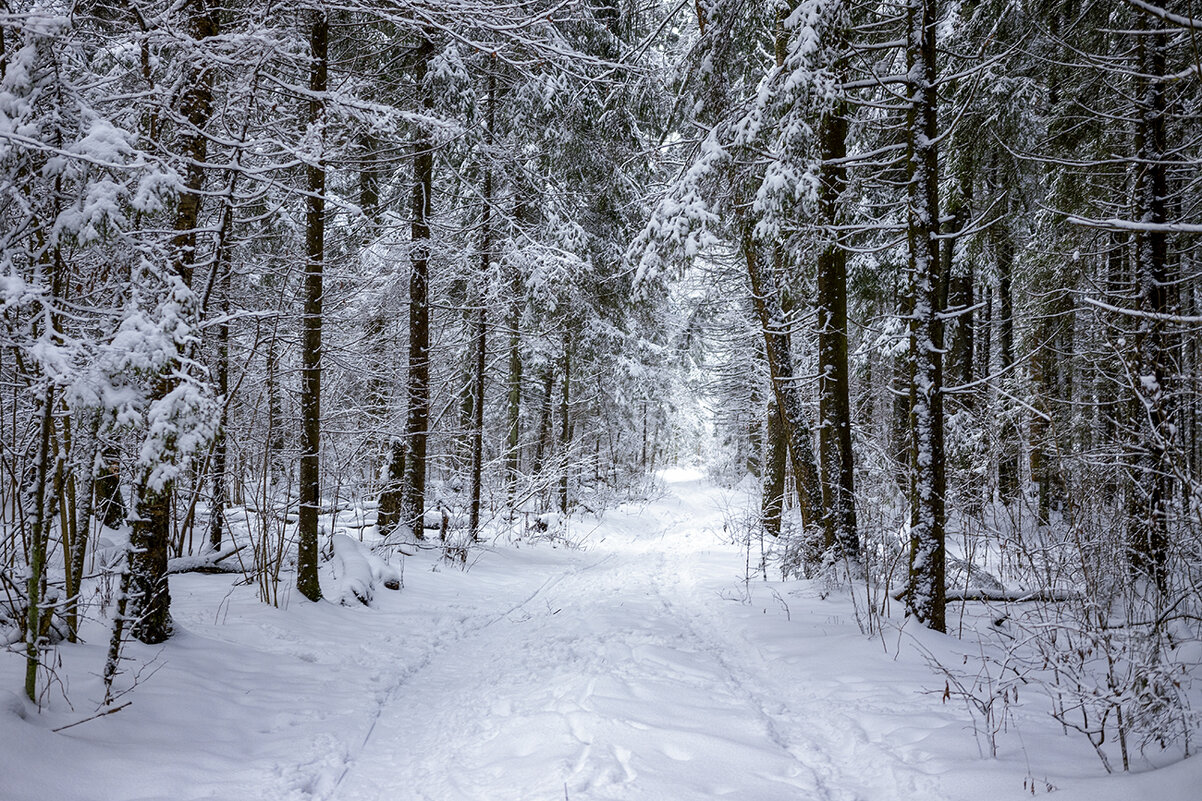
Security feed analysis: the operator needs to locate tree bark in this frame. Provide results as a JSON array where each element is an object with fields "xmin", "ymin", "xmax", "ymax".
[
  {"xmin": 129, "ymin": 2, "xmax": 219, "ymax": 642},
  {"xmin": 944, "ymin": 170, "xmax": 973, "ymax": 395},
  {"xmin": 403, "ymin": 33, "xmax": 436, "ymax": 539},
  {"xmin": 1128, "ymin": 25, "xmax": 1171, "ymax": 595},
  {"xmin": 816, "ymin": 99, "xmax": 859, "ymax": 563},
  {"xmin": 504, "ymin": 284, "xmax": 523, "ymax": 508},
  {"xmin": 209, "ymin": 199, "xmax": 234, "ymax": 551},
  {"xmin": 469, "ymin": 68, "xmax": 495, "ymax": 541},
  {"xmin": 904, "ymin": 0, "xmax": 947, "ymax": 632},
  {"xmin": 25, "ymin": 383, "xmax": 55, "ymax": 701},
  {"xmin": 67, "ymin": 409, "xmax": 99, "ymax": 641},
  {"xmin": 533, "ymin": 366, "xmax": 555, "ymax": 483},
  {"xmin": 742, "ymin": 230, "xmax": 823, "ymax": 529},
  {"xmin": 296, "ymin": 9, "xmax": 327, "ymax": 602},
  {"xmin": 558, "ymin": 337, "xmax": 572, "ymax": 515},
  {"xmin": 993, "ymin": 213, "xmax": 1020, "ymax": 502},
  {"xmin": 762, "ymin": 397, "xmax": 787, "ymax": 537}
]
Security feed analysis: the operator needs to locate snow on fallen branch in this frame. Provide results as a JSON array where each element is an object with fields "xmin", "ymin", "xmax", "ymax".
[
  {"xmin": 946, "ymin": 588, "xmax": 1081, "ymax": 603},
  {"xmin": 1079, "ymin": 295, "xmax": 1202, "ymax": 325},
  {"xmin": 1066, "ymin": 214, "xmax": 1202, "ymax": 234},
  {"xmin": 329, "ymin": 534, "xmax": 402, "ymax": 606},
  {"xmin": 166, "ymin": 544, "xmax": 246, "ymax": 575},
  {"xmin": 891, "ymin": 586, "xmax": 1080, "ymax": 603}
]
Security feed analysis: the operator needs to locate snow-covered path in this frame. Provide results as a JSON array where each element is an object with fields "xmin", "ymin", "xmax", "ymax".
[
  {"xmin": 4, "ymin": 470, "xmax": 1200, "ymax": 801},
  {"xmin": 327, "ymin": 473, "xmax": 942, "ymax": 801},
  {"xmin": 336, "ymin": 478, "xmax": 841, "ymax": 800}
]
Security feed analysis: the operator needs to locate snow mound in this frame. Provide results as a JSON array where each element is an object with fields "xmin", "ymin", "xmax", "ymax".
[{"xmin": 329, "ymin": 534, "xmax": 402, "ymax": 606}]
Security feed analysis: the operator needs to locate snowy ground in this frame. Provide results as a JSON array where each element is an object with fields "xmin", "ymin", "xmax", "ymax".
[{"xmin": 2, "ymin": 469, "xmax": 1199, "ymax": 800}]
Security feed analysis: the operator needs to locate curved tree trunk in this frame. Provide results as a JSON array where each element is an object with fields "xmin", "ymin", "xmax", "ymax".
[{"xmin": 742, "ymin": 229, "xmax": 823, "ymax": 530}]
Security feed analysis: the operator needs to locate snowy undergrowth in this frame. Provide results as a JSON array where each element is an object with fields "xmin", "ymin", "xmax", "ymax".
[{"xmin": 1, "ymin": 470, "xmax": 1199, "ymax": 800}]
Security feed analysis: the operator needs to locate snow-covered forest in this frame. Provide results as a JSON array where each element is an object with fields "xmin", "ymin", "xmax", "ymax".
[{"xmin": 2, "ymin": 1, "xmax": 1201, "ymax": 798}]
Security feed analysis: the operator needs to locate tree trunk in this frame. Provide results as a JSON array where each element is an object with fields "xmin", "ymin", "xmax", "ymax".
[
  {"xmin": 944, "ymin": 172, "xmax": 973, "ymax": 396},
  {"xmin": 67, "ymin": 409, "xmax": 99, "ymax": 641},
  {"xmin": 296, "ymin": 9, "xmax": 327, "ymax": 602},
  {"xmin": 376, "ymin": 441, "xmax": 406, "ymax": 535},
  {"xmin": 24, "ymin": 383, "xmax": 55, "ymax": 702},
  {"xmin": 504, "ymin": 291, "xmax": 523, "ymax": 507},
  {"xmin": 129, "ymin": 3, "xmax": 219, "ymax": 642},
  {"xmin": 403, "ymin": 33, "xmax": 436, "ymax": 539},
  {"xmin": 762, "ymin": 397, "xmax": 787, "ymax": 537},
  {"xmin": 533, "ymin": 366, "xmax": 555, "ymax": 483},
  {"xmin": 209, "ymin": 208, "xmax": 233, "ymax": 551},
  {"xmin": 94, "ymin": 441, "xmax": 125, "ymax": 529},
  {"xmin": 993, "ymin": 214, "xmax": 1020, "ymax": 503},
  {"xmin": 469, "ymin": 68, "xmax": 495, "ymax": 541},
  {"xmin": 558, "ymin": 338, "xmax": 572, "ymax": 515},
  {"xmin": 904, "ymin": 0, "xmax": 947, "ymax": 633},
  {"xmin": 359, "ymin": 130, "xmax": 381, "ymax": 232},
  {"xmin": 1128, "ymin": 25, "xmax": 1171, "ymax": 595},
  {"xmin": 467, "ymin": 279, "xmax": 488, "ymax": 539},
  {"xmin": 1028, "ymin": 325, "xmax": 1053, "ymax": 525},
  {"xmin": 816, "ymin": 99, "xmax": 859, "ymax": 563},
  {"xmin": 741, "ymin": 230, "xmax": 823, "ymax": 529}
]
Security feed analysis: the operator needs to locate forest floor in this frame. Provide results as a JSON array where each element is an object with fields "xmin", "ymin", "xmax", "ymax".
[{"xmin": 2, "ymin": 469, "xmax": 1200, "ymax": 800}]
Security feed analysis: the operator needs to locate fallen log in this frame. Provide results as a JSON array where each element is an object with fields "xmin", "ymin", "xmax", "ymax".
[
  {"xmin": 891, "ymin": 586, "xmax": 1080, "ymax": 603},
  {"xmin": 945, "ymin": 587, "xmax": 1080, "ymax": 603},
  {"xmin": 167, "ymin": 544, "xmax": 247, "ymax": 574}
]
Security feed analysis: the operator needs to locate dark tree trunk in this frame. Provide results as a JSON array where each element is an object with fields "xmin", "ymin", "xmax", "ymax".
[
  {"xmin": 1028, "ymin": 321, "xmax": 1054, "ymax": 525},
  {"xmin": 505, "ymin": 196, "xmax": 527, "ymax": 506},
  {"xmin": 1128, "ymin": 26, "xmax": 1171, "ymax": 595},
  {"xmin": 993, "ymin": 215, "xmax": 1020, "ymax": 503},
  {"xmin": 558, "ymin": 338, "xmax": 572, "ymax": 515},
  {"xmin": 129, "ymin": 3, "xmax": 218, "ymax": 642},
  {"xmin": 265, "ymin": 334, "xmax": 285, "ymax": 479},
  {"xmin": 25, "ymin": 384, "xmax": 55, "ymax": 701},
  {"xmin": 67, "ymin": 410, "xmax": 99, "ymax": 641},
  {"xmin": 95, "ymin": 442, "xmax": 125, "ymax": 529},
  {"xmin": 468, "ymin": 305, "xmax": 487, "ymax": 538},
  {"xmin": 376, "ymin": 441, "xmax": 406, "ymax": 535},
  {"xmin": 904, "ymin": 0, "xmax": 946, "ymax": 632},
  {"xmin": 977, "ymin": 284, "xmax": 992, "ymax": 401},
  {"xmin": 742, "ymin": 231, "xmax": 823, "ymax": 530},
  {"xmin": 944, "ymin": 177, "xmax": 973, "ymax": 395},
  {"xmin": 209, "ymin": 202, "xmax": 234, "ymax": 551},
  {"xmin": 533, "ymin": 366, "xmax": 555, "ymax": 481},
  {"xmin": 816, "ymin": 100, "xmax": 859, "ymax": 563},
  {"xmin": 762, "ymin": 397, "xmax": 787, "ymax": 537},
  {"xmin": 296, "ymin": 10, "xmax": 327, "ymax": 602},
  {"xmin": 892, "ymin": 288, "xmax": 913, "ymax": 494},
  {"xmin": 359, "ymin": 130, "xmax": 381, "ymax": 232},
  {"xmin": 403, "ymin": 33, "xmax": 436, "ymax": 539},
  {"xmin": 469, "ymin": 69, "xmax": 495, "ymax": 541},
  {"xmin": 504, "ymin": 294, "xmax": 523, "ymax": 506}
]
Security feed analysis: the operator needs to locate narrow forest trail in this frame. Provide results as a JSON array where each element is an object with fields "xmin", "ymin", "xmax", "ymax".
[{"xmin": 319, "ymin": 472, "xmax": 945, "ymax": 801}]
